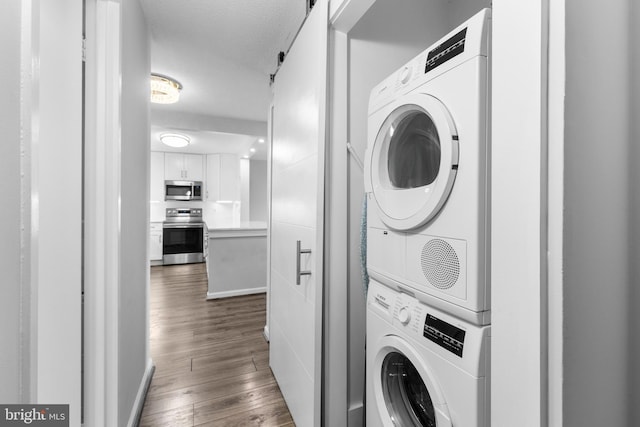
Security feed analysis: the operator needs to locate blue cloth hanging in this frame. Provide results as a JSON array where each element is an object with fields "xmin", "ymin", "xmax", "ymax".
[{"xmin": 360, "ymin": 193, "xmax": 370, "ymax": 296}]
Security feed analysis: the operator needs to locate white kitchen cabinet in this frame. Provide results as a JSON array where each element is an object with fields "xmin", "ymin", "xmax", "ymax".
[
  {"xmin": 206, "ymin": 154, "xmax": 240, "ymax": 202},
  {"xmin": 184, "ymin": 154, "xmax": 204, "ymax": 180},
  {"xmin": 164, "ymin": 153, "xmax": 204, "ymax": 181},
  {"xmin": 206, "ymin": 154, "xmax": 221, "ymax": 201},
  {"xmin": 150, "ymin": 152, "xmax": 165, "ymax": 202},
  {"xmin": 150, "ymin": 222, "xmax": 163, "ymax": 263}
]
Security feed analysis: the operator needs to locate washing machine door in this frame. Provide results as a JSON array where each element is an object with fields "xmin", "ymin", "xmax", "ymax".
[
  {"xmin": 374, "ymin": 335, "xmax": 452, "ymax": 427},
  {"xmin": 368, "ymin": 94, "xmax": 458, "ymax": 231}
]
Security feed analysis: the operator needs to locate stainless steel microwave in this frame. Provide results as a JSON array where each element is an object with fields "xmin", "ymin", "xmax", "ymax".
[{"xmin": 164, "ymin": 180, "xmax": 203, "ymax": 201}]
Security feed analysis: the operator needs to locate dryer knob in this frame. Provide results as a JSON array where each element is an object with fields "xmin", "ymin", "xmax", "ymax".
[{"xmin": 398, "ymin": 307, "xmax": 411, "ymax": 325}]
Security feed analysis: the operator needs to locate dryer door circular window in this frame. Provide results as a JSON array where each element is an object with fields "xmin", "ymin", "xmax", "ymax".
[
  {"xmin": 373, "ymin": 335, "xmax": 452, "ymax": 427},
  {"xmin": 369, "ymin": 94, "xmax": 458, "ymax": 231}
]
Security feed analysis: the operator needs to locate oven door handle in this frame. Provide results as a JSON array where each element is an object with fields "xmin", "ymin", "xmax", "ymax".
[{"xmin": 163, "ymin": 224, "xmax": 204, "ymax": 229}]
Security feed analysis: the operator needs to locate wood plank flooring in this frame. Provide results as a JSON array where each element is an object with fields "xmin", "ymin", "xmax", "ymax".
[{"xmin": 140, "ymin": 263, "xmax": 294, "ymax": 426}]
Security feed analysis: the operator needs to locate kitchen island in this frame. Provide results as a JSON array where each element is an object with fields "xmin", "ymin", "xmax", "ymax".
[{"xmin": 206, "ymin": 222, "xmax": 267, "ymax": 299}]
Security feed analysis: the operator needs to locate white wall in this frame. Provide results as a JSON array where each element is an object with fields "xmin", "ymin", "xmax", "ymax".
[
  {"xmin": 119, "ymin": 0, "xmax": 151, "ymax": 424},
  {"xmin": 344, "ymin": 0, "xmax": 489, "ymax": 422},
  {"xmin": 0, "ymin": 0, "xmax": 23, "ymax": 404},
  {"xmin": 0, "ymin": 0, "xmax": 85, "ymax": 413},
  {"xmin": 151, "ymin": 110, "xmax": 267, "ymax": 137},
  {"xmin": 563, "ymin": 1, "xmax": 631, "ymax": 425},
  {"xmin": 250, "ymin": 160, "xmax": 268, "ymax": 222},
  {"xmin": 631, "ymin": 1, "xmax": 640, "ymax": 422},
  {"xmin": 38, "ymin": 0, "xmax": 83, "ymax": 420}
]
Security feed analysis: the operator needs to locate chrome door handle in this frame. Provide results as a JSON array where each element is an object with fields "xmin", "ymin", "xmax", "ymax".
[{"xmin": 296, "ymin": 240, "xmax": 312, "ymax": 285}]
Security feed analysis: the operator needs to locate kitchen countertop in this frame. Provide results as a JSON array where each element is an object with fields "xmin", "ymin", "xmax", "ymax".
[
  {"xmin": 208, "ymin": 222, "xmax": 267, "ymax": 238},
  {"xmin": 208, "ymin": 221, "xmax": 267, "ymax": 231}
]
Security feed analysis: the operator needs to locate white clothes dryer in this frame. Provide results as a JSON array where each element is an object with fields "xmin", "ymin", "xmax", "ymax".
[
  {"xmin": 366, "ymin": 280, "xmax": 490, "ymax": 427},
  {"xmin": 364, "ymin": 9, "xmax": 491, "ymax": 324}
]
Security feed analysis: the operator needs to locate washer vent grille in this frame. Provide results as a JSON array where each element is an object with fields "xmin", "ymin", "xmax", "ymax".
[{"xmin": 420, "ymin": 239, "xmax": 460, "ymax": 289}]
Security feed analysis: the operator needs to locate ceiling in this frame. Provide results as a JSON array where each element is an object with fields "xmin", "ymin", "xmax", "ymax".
[{"xmin": 139, "ymin": 0, "xmax": 307, "ymax": 160}]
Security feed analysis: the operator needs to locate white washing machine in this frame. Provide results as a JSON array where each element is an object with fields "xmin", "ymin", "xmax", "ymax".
[
  {"xmin": 366, "ymin": 280, "xmax": 490, "ymax": 427},
  {"xmin": 364, "ymin": 9, "xmax": 491, "ymax": 324}
]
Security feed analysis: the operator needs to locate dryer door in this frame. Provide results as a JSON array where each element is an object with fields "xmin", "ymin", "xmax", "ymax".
[
  {"xmin": 374, "ymin": 335, "xmax": 452, "ymax": 427},
  {"xmin": 368, "ymin": 94, "xmax": 458, "ymax": 231}
]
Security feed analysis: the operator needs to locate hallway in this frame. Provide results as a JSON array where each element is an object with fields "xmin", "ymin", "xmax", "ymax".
[{"xmin": 140, "ymin": 263, "xmax": 294, "ymax": 426}]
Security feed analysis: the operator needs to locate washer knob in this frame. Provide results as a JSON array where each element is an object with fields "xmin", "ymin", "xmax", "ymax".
[
  {"xmin": 400, "ymin": 66, "xmax": 411, "ymax": 84},
  {"xmin": 398, "ymin": 307, "xmax": 411, "ymax": 325}
]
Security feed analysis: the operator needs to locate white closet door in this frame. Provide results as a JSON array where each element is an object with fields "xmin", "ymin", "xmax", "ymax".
[{"xmin": 268, "ymin": 1, "xmax": 328, "ymax": 426}]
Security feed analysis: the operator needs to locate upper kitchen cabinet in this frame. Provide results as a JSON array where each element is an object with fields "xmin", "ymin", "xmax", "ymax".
[
  {"xmin": 165, "ymin": 153, "xmax": 204, "ymax": 181},
  {"xmin": 206, "ymin": 154, "xmax": 240, "ymax": 202},
  {"xmin": 150, "ymin": 152, "xmax": 165, "ymax": 202}
]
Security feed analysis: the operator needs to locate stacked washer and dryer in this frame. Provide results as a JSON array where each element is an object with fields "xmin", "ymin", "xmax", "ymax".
[{"xmin": 364, "ymin": 9, "xmax": 491, "ymax": 427}]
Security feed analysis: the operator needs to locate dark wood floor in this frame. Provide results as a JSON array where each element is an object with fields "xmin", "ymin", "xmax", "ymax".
[{"xmin": 140, "ymin": 263, "xmax": 294, "ymax": 426}]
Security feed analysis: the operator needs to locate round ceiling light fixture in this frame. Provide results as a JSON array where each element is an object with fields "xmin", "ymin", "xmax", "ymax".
[
  {"xmin": 150, "ymin": 74, "xmax": 182, "ymax": 104},
  {"xmin": 160, "ymin": 133, "xmax": 190, "ymax": 148}
]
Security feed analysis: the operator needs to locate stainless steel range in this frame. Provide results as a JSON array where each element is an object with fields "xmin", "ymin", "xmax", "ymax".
[{"xmin": 162, "ymin": 208, "xmax": 208, "ymax": 265}]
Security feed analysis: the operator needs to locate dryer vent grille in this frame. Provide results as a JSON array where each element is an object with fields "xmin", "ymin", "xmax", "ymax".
[{"xmin": 420, "ymin": 239, "xmax": 460, "ymax": 289}]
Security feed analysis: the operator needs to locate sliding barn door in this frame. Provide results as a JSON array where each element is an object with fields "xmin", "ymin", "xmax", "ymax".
[{"xmin": 268, "ymin": 1, "xmax": 328, "ymax": 426}]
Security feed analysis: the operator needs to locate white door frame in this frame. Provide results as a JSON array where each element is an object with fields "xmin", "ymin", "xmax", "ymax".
[
  {"xmin": 264, "ymin": 103, "xmax": 275, "ymax": 342},
  {"xmin": 83, "ymin": 0, "xmax": 123, "ymax": 425}
]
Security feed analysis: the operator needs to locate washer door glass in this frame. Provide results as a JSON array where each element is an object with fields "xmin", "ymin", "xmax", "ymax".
[
  {"xmin": 387, "ymin": 111, "xmax": 441, "ymax": 189},
  {"xmin": 382, "ymin": 351, "xmax": 437, "ymax": 427}
]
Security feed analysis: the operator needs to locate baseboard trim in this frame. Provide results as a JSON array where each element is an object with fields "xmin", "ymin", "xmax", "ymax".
[
  {"xmin": 263, "ymin": 325, "xmax": 270, "ymax": 342},
  {"xmin": 128, "ymin": 358, "xmax": 155, "ymax": 427},
  {"xmin": 206, "ymin": 287, "xmax": 266, "ymax": 300}
]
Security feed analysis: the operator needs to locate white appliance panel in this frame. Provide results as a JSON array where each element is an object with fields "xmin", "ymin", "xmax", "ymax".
[
  {"xmin": 365, "ymin": 8, "xmax": 491, "ymax": 321},
  {"xmin": 366, "ymin": 280, "xmax": 490, "ymax": 427}
]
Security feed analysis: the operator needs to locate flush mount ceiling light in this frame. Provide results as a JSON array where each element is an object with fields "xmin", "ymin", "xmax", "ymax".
[
  {"xmin": 150, "ymin": 74, "xmax": 182, "ymax": 104},
  {"xmin": 160, "ymin": 133, "xmax": 190, "ymax": 148},
  {"xmin": 258, "ymin": 138, "xmax": 265, "ymax": 143}
]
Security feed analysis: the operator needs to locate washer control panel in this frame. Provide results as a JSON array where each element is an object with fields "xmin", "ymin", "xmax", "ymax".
[
  {"xmin": 425, "ymin": 27, "xmax": 468, "ymax": 73},
  {"xmin": 423, "ymin": 313, "xmax": 466, "ymax": 357},
  {"xmin": 370, "ymin": 280, "xmax": 469, "ymax": 359},
  {"xmin": 390, "ymin": 288, "xmax": 467, "ymax": 358}
]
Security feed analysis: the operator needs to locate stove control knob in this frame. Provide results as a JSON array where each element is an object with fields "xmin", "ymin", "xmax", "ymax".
[{"xmin": 398, "ymin": 306, "xmax": 411, "ymax": 325}]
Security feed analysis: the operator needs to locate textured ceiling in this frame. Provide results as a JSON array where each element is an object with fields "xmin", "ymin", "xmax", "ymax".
[{"xmin": 139, "ymin": 0, "xmax": 306, "ymax": 156}]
